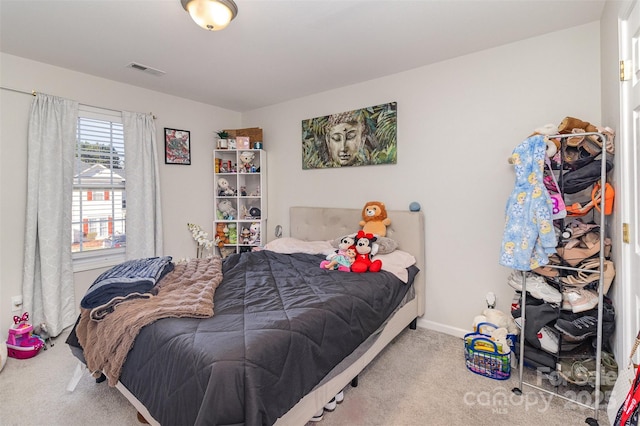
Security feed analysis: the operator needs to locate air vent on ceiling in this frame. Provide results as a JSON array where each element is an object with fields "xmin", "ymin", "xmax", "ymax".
[{"xmin": 126, "ymin": 62, "xmax": 166, "ymax": 76}]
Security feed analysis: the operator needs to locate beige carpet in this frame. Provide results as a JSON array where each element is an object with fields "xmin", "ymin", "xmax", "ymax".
[{"xmin": 0, "ymin": 327, "xmax": 609, "ymax": 426}]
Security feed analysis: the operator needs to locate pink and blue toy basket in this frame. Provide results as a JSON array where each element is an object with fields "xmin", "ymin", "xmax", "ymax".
[{"xmin": 464, "ymin": 322, "xmax": 515, "ymax": 380}]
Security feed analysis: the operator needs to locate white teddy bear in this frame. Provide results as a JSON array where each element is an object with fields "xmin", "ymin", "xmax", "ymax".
[{"xmin": 217, "ymin": 177, "xmax": 235, "ymax": 196}]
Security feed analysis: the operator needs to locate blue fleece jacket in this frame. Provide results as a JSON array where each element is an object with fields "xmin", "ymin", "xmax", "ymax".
[{"xmin": 500, "ymin": 135, "xmax": 557, "ymax": 270}]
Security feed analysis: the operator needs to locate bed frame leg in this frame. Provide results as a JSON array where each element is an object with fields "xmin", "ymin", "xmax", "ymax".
[
  {"xmin": 66, "ymin": 362, "xmax": 87, "ymax": 392},
  {"xmin": 409, "ymin": 318, "xmax": 417, "ymax": 330},
  {"xmin": 351, "ymin": 376, "xmax": 359, "ymax": 387}
]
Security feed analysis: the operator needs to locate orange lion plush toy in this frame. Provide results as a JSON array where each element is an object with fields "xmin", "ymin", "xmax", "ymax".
[{"xmin": 359, "ymin": 201, "xmax": 391, "ymax": 237}]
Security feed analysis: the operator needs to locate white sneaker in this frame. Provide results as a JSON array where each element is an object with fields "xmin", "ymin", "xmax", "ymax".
[
  {"xmin": 507, "ymin": 271, "xmax": 561, "ymax": 304},
  {"xmin": 335, "ymin": 391, "xmax": 344, "ymax": 404},
  {"xmin": 324, "ymin": 397, "xmax": 337, "ymax": 411},
  {"xmin": 310, "ymin": 409, "xmax": 324, "ymax": 422},
  {"xmin": 537, "ymin": 326, "xmax": 559, "ymax": 354}
]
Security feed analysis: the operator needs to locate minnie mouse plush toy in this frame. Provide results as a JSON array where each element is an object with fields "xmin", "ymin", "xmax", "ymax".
[{"xmin": 351, "ymin": 231, "xmax": 382, "ymax": 273}]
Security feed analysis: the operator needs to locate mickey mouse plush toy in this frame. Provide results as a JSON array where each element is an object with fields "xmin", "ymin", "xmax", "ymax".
[{"xmin": 351, "ymin": 230, "xmax": 382, "ymax": 273}]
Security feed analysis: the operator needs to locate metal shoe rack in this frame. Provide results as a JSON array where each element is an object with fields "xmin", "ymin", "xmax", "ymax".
[{"xmin": 512, "ymin": 131, "xmax": 610, "ymax": 426}]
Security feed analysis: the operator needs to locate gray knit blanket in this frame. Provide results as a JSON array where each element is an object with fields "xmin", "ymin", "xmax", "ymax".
[
  {"xmin": 76, "ymin": 256, "xmax": 223, "ymax": 386},
  {"xmin": 80, "ymin": 256, "xmax": 174, "ymax": 321}
]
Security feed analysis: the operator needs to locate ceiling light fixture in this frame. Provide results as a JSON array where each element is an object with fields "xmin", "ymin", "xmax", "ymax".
[{"xmin": 180, "ymin": 0, "xmax": 238, "ymax": 31}]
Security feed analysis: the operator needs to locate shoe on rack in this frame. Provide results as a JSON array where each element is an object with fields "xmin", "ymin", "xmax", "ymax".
[
  {"xmin": 568, "ymin": 354, "xmax": 619, "ymax": 391},
  {"xmin": 560, "ymin": 296, "xmax": 615, "ymax": 324},
  {"xmin": 508, "ymin": 271, "xmax": 562, "ymax": 304},
  {"xmin": 592, "ymin": 181, "xmax": 615, "ymax": 215},
  {"xmin": 558, "ymin": 117, "xmax": 598, "ymax": 134},
  {"xmin": 566, "ymin": 128, "xmax": 586, "ymax": 147},
  {"xmin": 556, "ymin": 232, "xmax": 611, "ymax": 267},
  {"xmin": 582, "ymin": 127, "xmax": 616, "ymax": 156},
  {"xmin": 335, "ymin": 391, "xmax": 344, "ymax": 404},
  {"xmin": 563, "ymin": 145, "xmax": 597, "ymax": 171},
  {"xmin": 555, "ymin": 315, "xmax": 598, "ymax": 340},
  {"xmin": 580, "ymin": 134, "xmax": 603, "ymax": 156},
  {"xmin": 561, "ymin": 219, "xmax": 599, "ymax": 241},
  {"xmin": 561, "ymin": 274, "xmax": 597, "ymax": 288},
  {"xmin": 561, "ymin": 290, "xmax": 574, "ymax": 311},
  {"xmin": 562, "ymin": 288, "xmax": 599, "ymax": 313},
  {"xmin": 537, "ymin": 326, "xmax": 559, "ymax": 354},
  {"xmin": 532, "ymin": 266, "xmax": 559, "ymax": 278},
  {"xmin": 576, "ymin": 258, "xmax": 616, "ymax": 295},
  {"xmin": 596, "ymin": 126, "xmax": 616, "ymax": 155},
  {"xmin": 310, "ymin": 409, "xmax": 324, "ymax": 422},
  {"xmin": 557, "ymin": 358, "xmax": 587, "ymax": 386},
  {"xmin": 566, "ymin": 199, "xmax": 598, "ymax": 217}
]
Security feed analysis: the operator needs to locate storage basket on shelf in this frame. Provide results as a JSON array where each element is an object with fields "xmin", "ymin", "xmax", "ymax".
[{"xmin": 464, "ymin": 322, "xmax": 513, "ymax": 380}]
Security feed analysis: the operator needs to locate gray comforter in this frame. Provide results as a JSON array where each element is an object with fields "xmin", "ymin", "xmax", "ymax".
[{"xmin": 75, "ymin": 251, "xmax": 415, "ymax": 425}]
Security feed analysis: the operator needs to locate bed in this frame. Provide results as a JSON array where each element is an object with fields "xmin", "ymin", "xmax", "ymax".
[{"xmin": 67, "ymin": 206, "xmax": 426, "ymax": 425}]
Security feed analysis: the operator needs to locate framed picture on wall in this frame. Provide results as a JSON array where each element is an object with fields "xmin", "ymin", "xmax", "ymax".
[
  {"xmin": 301, "ymin": 102, "xmax": 397, "ymax": 169},
  {"xmin": 164, "ymin": 128, "xmax": 191, "ymax": 165}
]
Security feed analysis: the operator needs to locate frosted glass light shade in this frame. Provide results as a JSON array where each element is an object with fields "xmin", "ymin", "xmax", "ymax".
[{"xmin": 181, "ymin": 0, "xmax": 238, "ymax": 31}]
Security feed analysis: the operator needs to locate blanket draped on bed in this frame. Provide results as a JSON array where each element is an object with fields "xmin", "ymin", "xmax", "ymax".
[
  {"xmin": 80, "ymin": 256, "xmax": 174, "ymax": 314},
  {"xmin": 76, "ymin": 256, "xmax": 223, "ymax": 386}
]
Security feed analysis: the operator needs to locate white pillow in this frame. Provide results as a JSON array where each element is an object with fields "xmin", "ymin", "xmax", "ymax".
[
  {"xmin": 263, "ymin": 238, "xmax": 335, "ymax": 256},
  {"xmin": 372, "ymin": 250, "xmax": 416, "ymax": 283}
]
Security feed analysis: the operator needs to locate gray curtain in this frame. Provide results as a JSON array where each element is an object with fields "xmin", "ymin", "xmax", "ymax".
[
  {"xmin": 122, "ymin": 111, "xmax": 163, "ymax": 259},
  {"xmin": 22, "ymin": 93, "xmax": 78, "ymax": 337}
]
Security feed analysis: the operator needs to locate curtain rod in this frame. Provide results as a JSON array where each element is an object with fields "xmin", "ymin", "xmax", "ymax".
[
  {"xmin": 0, "ymin": 85, "xmax": 157, "ymax": 119},
  {"xmin": 0, "ymin": 86, "xmax": 36, "ymax": 96}
]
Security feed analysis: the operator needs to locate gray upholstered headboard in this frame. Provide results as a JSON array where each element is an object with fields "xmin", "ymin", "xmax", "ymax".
[{"xmin": 289, "ymin": 206, "xmax": 425, "ymax": 316}]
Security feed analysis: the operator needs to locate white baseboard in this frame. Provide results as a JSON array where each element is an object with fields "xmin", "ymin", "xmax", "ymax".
[{"xmin": 416, "ymin": 318, "xmax": 468, "ymax": 339}]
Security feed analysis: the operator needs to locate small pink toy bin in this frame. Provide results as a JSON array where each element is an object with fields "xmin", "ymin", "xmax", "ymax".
[{"xmin": 6, "ymin": 318, "xmax": 44, "ymax": 359}]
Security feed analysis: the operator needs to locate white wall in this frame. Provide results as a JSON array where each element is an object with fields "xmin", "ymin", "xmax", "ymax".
[
  {"xmin": 0, "ymin": 53, "xmax": 241, "ymax": 336},
  {"xmin": 0, "ymin": 21, "xmax": 603, "ymax": 339},
  {"xmin": 243, "ymin": 22, "xmax": 602, "ymax": 336}
]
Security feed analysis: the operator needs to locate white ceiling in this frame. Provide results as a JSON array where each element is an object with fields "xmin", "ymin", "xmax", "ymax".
[{"xmin": 0, "ymin": 0, "xmax": 606, "ymax": 112}]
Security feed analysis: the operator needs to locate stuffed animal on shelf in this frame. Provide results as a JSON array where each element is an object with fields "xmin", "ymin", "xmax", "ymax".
[
  {"xmin": 215, "ymin": 223, "xmax": 227, "ymax": 248},
  {"xmin": 222, "ymin": 224, "xmax": 230, "ymax": 244},
  {"xmin": 249, "ymin": 222, "xmax": 260, "ymax": 245},
  {"xmin": 240, "ymin": 227, "xmax": 251, "ymax": 244},
  {"xmin": 217, "ymin": 177, "xmax": 235, "ymax": 196},
  {"xmin": 239, "ymin": 151, "xmax": 255, "ymax": 173},
  {"xmin": 359, "ymin": 201, "xmax": 391, "ymax": 237},
  {"xmin": 320, "ymin": 246, "xmax": 357, "ymax": 272},
  {"xmin": 351, "ymin": 231, "xmax": 382, "ymax": 273},
  {"xmin": 227, "ymin": 223, "xmax": 237, "ymax": 244},
  {"xmin": 217, "ymin": 200, "xmax": 237, "ymax": 220}
]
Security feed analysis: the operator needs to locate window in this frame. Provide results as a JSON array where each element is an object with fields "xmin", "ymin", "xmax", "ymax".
[{"xmin": 72, "ymin": 106, "xmax": 126, "ymax": 260}]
